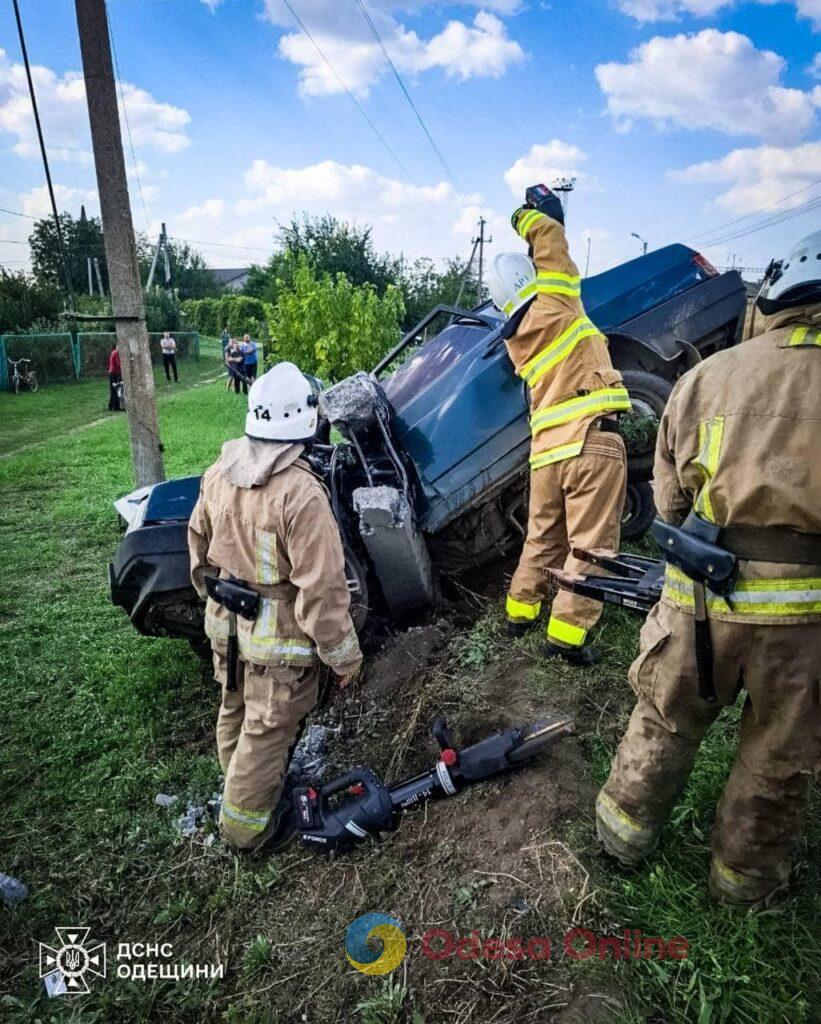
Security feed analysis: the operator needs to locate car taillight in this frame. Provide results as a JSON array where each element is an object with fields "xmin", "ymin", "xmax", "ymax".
[{"xmin": 692, "ymin": 253, "xmax": 719, "ymax": 278}]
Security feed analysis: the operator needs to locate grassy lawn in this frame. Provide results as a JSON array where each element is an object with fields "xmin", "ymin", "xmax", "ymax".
[
  {"xmin": 0, "ymin": 337, "xmax": 226, "ymax": 457},
  {"xmin": 0, "ymin": 378, "xmax": 818, "ymax": 1023}
]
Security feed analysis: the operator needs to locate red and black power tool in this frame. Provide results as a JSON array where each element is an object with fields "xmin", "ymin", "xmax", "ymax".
[{"xmin": 292, "ymin": 716, "xmax": 575, "ymax": 853}]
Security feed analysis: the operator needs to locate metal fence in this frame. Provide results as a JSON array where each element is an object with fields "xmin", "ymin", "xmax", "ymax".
[{"xmin": 0, "ymin": 331, "xmax": 200, "ymax": 390}]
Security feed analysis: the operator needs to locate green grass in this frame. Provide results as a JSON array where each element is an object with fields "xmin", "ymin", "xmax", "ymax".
[
  {"xmin": 0, "ymin": 337, "xmax": 227, "ymax": 457},
  {"xmin": 0, "ymin": 378, "xmax": 818, "ymax": 1023}
]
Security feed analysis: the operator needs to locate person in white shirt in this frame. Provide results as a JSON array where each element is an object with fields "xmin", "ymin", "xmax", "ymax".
[{"xmin": 161, "ymin": 331, "xmax": 179, "ymax": 382}]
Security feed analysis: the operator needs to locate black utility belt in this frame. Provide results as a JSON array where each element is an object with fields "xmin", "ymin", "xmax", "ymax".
[{"xmin": 205, "ymin": 575, "xmax": 260, "ymax": 620}]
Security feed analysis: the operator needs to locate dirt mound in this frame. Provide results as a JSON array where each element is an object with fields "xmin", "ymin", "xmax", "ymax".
[{"xmin": 365, "ymin": 619, "xmax": 453, "ymax": 699}]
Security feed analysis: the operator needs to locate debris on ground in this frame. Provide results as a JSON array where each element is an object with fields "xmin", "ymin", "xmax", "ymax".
[
  {"xmin": 173, "ymin": 794, "xmax": 221, "ymax": 837},
  {"xmin": 154, "ymin": 793, "xmax": 179, "ymax": 808},
  {"xmin": 285, "ymin": 722, "xmax": 339, "ymax": 785},
  {"xmin": 0, "ymin": 873, "xmax": 29, "ymax": 907}
]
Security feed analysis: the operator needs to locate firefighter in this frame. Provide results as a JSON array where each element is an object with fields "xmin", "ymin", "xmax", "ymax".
[
  {"xmin": 188, "ymin": 362, "xmax": 362, "ymax": 851},
  {"xmin": 487, "ymin": 185, "xmax": 631, "ymax": 665},
  {"xmin": 596, "ymin": 229, "xmax": 821, "ymax": 905}
]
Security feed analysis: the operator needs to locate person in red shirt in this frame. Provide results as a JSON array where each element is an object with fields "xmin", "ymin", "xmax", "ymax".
[{"xmin": 108, "ymin": 345, "xmax": 123, "ymax": 411}]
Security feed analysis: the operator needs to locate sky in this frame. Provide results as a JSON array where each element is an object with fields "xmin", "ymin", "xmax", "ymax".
[{"xmin": 0, "ymin": 0, "xmax": 819, "ymax": 282}]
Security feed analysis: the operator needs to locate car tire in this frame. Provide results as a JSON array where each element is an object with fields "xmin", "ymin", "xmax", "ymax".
[
  {"xmin": 344, "ymin": 545, "xmax": 370, "ymax": 633},
  {"xmin": 620, "ymin": 370, "xmax": 673, "ymax": 481},
  {"xmin": 621, "ymin": 481, "xmax": 656, "ymax": 539}
]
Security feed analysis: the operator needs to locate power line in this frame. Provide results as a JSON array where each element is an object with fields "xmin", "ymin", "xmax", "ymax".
[
  {"xmin": 105, "ymin": 4, "xmax": 152, "ymax": 234},
  {"xmin": 352, "ymin": 0, "xmax": 465, "ymax": 200},
  {"xmin": 11, "ymin": 0, "xmax": 75, "ymax": 313},
  {"xmin": 168, "ymin": 234, "xmax": 272, "ymax": 253},
  {"xmin": 279, "ymin": 0, "xmax": 448, "ymax": 225},
  {"xmin": 0, "ymin": 206, "xmax": 37, "ymax": 220},
  {"xmin": 0, "ymin": 238, "xmax": 29, "ymax": 245},
  {"xmin": 686, "ymin": 180, "xmax": 821, "ymax": 244},
  {"xmin": 700, "ymin": 195, "xmax": 821, "ymax": 249}
]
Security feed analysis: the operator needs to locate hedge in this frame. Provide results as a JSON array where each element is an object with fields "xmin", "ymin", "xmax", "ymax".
[{"xmin": 181, "ymin": 296, "xmax": 269, "ymax": 339}]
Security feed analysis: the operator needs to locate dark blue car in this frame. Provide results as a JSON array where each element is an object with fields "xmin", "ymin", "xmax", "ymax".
[{"xmin": 110, "ymin": 244, "xmax": 746, "ymax": 638}]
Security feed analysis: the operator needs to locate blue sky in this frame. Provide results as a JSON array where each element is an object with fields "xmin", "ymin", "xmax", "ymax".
[{"xmin": 0, "ymin": 0, "xmax": 818, "ymax": 279}]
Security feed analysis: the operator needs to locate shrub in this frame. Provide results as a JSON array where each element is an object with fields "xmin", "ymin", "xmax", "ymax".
[
  {"xmin": 265, "ymin": 257, "xmax": 403, "ymax": 382},
  {"xmin": 182, "ymin": 295, "xmax": 268, "ymax": 339}
]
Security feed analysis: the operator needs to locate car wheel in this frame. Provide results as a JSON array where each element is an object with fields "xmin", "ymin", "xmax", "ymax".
[
  {"xmin": 620, "ymin": 370, "xmax": 672, "ymax": 481},
  {"xmin": 344, "ymin": 545, "xmax": 370, "ymax": 632},
  {"xmin": 621, "ymin": 481, "xmax": 656, "ymax": 539}
]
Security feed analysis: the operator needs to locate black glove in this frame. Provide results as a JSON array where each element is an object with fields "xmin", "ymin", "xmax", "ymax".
[{"xmin": 525, "ymin": 184, "xmax": 565, "ymax": 226}]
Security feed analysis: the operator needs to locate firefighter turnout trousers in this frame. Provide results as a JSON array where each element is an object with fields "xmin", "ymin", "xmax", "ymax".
[
  {"xmin": 596, "ymin": 599, "xmax": 821, "ymax": 904},
  {"xmin": 213, "ymin": 651, "xmax": 320, "ymax": 849},
  {"xmin": 507, "ymin": 429, "xmax": 627, "ymax": 648}
]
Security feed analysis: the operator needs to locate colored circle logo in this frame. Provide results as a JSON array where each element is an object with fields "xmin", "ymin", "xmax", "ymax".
[{"xmin": 345, "ymin": 914, "xmax": 406, "ymax": 975}]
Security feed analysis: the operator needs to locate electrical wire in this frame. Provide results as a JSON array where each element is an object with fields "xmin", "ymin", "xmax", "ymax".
[
  {"xmin": 352, "ymin": 0, "xmax": 465, "ymax": 200},
  {"xmin": 169, "ymin": 235, "xmax": 272, "ymax": 253},
  {"xmin": 0, "ymin": 206, "xmax": 37, "ymax": 220},
  {"xmin": 279, "ymin": 0, "xmax": 449, "ymax": 225},
  {"xmin": 698, "ymin": 195, "xmax": 821, "ymax": 249},
  {"xmin": 105, "ymin": 5, "xmax": 153, "ymax": 234},
  {"xmin": 686, "ymin": 180, "xmax": 821, "ymax": 245}
]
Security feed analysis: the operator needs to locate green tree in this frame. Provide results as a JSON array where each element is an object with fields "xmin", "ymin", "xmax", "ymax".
[
  {"xmin": 244, "ymin": 215, "xmax": 400, "ymax": 305},
  {"xmin": 29, "ymin": 210, "xmax": 108, "ymax": 297},
  {"xmin": 399, "ymin": 255, "xmax": 481, "ymax": 329},
  {"xmin": 266, "ymin": 257, "xmax": 403, "ymax": 381},
  {"xmin": 0, "ymin": 270, "xmax": 64, "ymax": 333}
]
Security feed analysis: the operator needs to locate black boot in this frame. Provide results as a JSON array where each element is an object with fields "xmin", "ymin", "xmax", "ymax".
[
  {"xmin": 507, "ymin": 619, "xmax": 535, "ymax": 639},
  {"xmin": 543, "ymin": 641, "xmax": 601, "ymax": 667},
  {"xmin": 260, "ymin": 796, "xmax": 296, "ymax": 854}
]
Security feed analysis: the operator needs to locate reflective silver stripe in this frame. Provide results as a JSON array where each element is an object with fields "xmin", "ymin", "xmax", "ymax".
[
  {"xmin": 346, "ymin": 821, "xmax": 368, "ymax": 837},
  {"xmin": 222, "ymin": 801, "xmax": 269, "ymax": 831},
  {"xmin": 436, "ymin": 761, "xmax": 457, "ymax": 796},
  {"xmin": 319, "ymin": 630, "xmax": 361, "ymax": 667},
  {"xmin": 255, "ymin": 529, "xmax": 280, "ymax": 585}
]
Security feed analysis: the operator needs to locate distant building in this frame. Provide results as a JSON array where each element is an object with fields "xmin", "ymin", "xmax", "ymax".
[{"xmin": 211, "ymin": 268, "xmax": 250, "ymax": 291}]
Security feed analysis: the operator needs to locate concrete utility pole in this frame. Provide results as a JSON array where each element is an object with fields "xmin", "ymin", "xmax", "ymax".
[
  {"xmin": 473, "ymin": 216, "xmax": 493, "ymax": 306},
  {"xmin": 75, "ymin": 0, "xmax": 165, "ymax": 486},
  {"xmin": 727, "ymin": 252, "xmax": 741, "ymax": 270},
  {"xmin": 585, "ymin": 235, "xmax": 592, "ymax": 277},
  {"xmin": 631, "ymin": 232, "xmax": 648, "ymax": 256}
]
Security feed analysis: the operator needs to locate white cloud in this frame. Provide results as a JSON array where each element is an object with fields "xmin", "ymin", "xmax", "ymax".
[
  {"xmin": 503, "ymin": 140, "xmax": 588, "ymax": 197},
  {"xmin": 0, "ymin": 48, "xmax": 191, "ymax": 164},
  {"xmin": 263, "ymin": 1, "xmax": 524, "ymax": 97},
  {"xmin": 595, "ymin": 30, "xmax": 818, "ymax": 144},
  {"xmin": 615, "ymin": 0, "xmax": 821, "ymax": 28},
  {"xmin": 18, "ymin": 183, "xmax": 99, "ymax": 219},
  {"xmin": 672, "ymin": 141, "xmax": 821, "ymax": 212},
  {"xmin": 166, "ymin": 157, "xmax": 507, "ymax": 263}
]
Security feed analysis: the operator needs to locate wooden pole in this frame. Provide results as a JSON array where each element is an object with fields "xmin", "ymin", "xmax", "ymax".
[{"xmin": 75, "ymin": 0, "xmax": 165, "ymax": 485}]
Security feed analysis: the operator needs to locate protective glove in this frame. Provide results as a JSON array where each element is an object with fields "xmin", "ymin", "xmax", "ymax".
[{"xmin": 525, "ymin": 183, "xmax": 565, "ymax": 226}]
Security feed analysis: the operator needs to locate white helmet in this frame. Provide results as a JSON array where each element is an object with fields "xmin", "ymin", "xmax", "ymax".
[
  {"xmin": 487, "ymin": 252, "xmax": 537, "ymax": 318},
  {"xmin": 757, "ymin": 230, "xmax": 821, "ymax": 315},
  {"xmin": 245, "ymin": 362, "xmax": 319, "ymax": 442}
]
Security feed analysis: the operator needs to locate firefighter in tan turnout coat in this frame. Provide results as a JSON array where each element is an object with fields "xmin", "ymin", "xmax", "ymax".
[
  {"xmin": 189, "ymin": 362, "xmax": 362, "ymax": 850},
  {"xmin": 597, "ymin": 230, "xmax": 821, "ymax": 905},
  {"xmin": 488, "ymin": 185, "xmax": 631, "ymax": 665}
]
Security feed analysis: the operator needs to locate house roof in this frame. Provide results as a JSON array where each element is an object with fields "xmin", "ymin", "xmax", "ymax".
[{"xmin": 211, "ymin": 268, "xmax": 250, "ymax": 285}]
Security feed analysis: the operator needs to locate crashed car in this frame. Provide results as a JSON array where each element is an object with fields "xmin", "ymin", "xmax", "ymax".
[{"xmin": 110, "ymin": 243, "xmax": 745, "ymax": 639}]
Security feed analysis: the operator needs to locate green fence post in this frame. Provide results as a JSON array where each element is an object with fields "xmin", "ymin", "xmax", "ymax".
[
  {"xmin": 194, "ymin": 332, "xmax": 200, "ymax": 361},
  {"xmin": 71, "ymin": 332, "xmax": 81, "ymax": 380},
  {"xmin": 0, "ymin": 337, "xmax": 7, "ymax": 391}
]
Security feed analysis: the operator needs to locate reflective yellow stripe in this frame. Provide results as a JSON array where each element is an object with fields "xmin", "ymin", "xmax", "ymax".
[
  {"xmin": 530, "ymin": 387, "xmax": 632, "ymax": 435},
  {"xmin": 595, "ymin": 790, "xmax": 653, "ymax": 845},
  {"xmin": 222, "ymin": 799, "xmax": 269, "ymax": 832},
  {"xmin": 519, "ymin": 317, "xmax": 601, "ymax": 387},
  {"xmin": 535, "ymin": 270, "xmax": 581, "ymax": 297},
  {"xmin": 529, "ymin": 440, "xmax": 584, "ymax": 469},
  {"xmin": 506, "ymin": 594, "xmax": 541, "ymax": 621},
  {"xmin": 662, "ymin": 564, "xmax": 821, "ymax": 616},
  {"xmin": 547, "ymin": 615, "xmax": 587, "ymax": 646},
  {"xmin": 789, "ymin": 326, "xmax": 821, "ymax": 347},
  {"xmin": 319, "ymin": 630, "xmax": 360, "ymax": 667},
  {"xmin": 255, "ymin": 529, "xmax": 280, "ymax": 585},
  {"xmin": 517, "ymin": 210, "xmax": 545, "ymax": 239},
  {"xmin": 692, "ymin": 415, "xmax": 725, "ymax": 523}
]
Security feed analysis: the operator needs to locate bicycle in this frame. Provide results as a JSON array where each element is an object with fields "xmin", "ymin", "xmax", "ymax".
[{"xmin": 7, "ymin": 357, "xmax": 39, "ymax": 395}]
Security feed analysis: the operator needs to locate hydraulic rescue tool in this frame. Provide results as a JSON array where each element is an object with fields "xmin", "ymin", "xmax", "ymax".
[{"xmin": 292, "ymin": 715, "xmax": 575, "ymax": 852}]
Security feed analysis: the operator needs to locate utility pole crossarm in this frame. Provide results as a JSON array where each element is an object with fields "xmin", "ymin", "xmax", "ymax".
[{"xmin": 75, "ymin": 0, "xmax": 165, "ymax": 486}]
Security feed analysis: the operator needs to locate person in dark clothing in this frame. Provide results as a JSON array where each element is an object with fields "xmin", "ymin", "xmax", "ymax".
[
  {"xmin": 225, "ymin": 338, "xmax": 246, "ymax": 394},
  {"xmin": 108, "ymin": 345, "xmax": 123, "ymax": 411},
  {"xmin": 161, "ymin": 331, "xmax": 179, "ymax": 382}
]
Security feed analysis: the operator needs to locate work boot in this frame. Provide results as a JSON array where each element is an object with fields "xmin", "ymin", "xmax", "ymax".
[
  {"xmin": 543, "ymin": 641, "xmax": 601, "ymax": 667},
  {"xmin": 259, "ymin": 797, "xmax": 296, "ymax": 855},
  {"xmin": 507, "ymin": 619, "xmax": 535, "ymax": 639}
]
